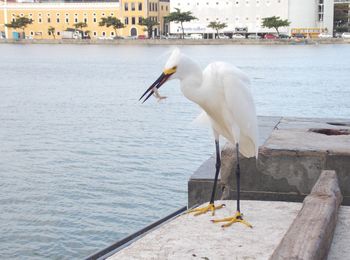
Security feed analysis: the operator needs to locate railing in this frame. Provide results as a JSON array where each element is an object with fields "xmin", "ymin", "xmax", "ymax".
[{"xmin": 85, "ymin": 206, "xmax": 187, "ymax": 260}]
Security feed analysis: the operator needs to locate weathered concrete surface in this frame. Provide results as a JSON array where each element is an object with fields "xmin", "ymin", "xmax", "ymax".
[
  {"xmin": 107, "ymin": 200, "xmax": 301, "ymax": 260},
  {"xmin": 189, "ymin": 116, "xmax": 282, "ymax": 206},
  {"xmin": 328, "ymin": 206, "xmax": 350, "ymax": 260},
  {"xmin": 189, "ymin": 117, "xmax": 350, "ymax": 207},
  {"xmin": 270, "ymin": 170, "xmax": 342, "ymax": 260}
]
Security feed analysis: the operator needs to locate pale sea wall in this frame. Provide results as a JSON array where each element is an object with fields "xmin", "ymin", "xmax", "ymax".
[{"xmin": 1, "ymin": 38, "xmax": 350, "ymax": 45}]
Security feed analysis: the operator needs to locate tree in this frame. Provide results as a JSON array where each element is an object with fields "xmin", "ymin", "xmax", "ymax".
[
  {"xmin": 73, "ymin": 22, "xmax": 87, "ymax": 31},
  {"xmin": 165, "ymin": 8, "xmax": 197, "ymax": 39},
  {"xmin": 261, "ymin": 16, "xmax": 290, "ymax": 36},
  {"xmin": 73, "ymin": 22, "xmax": 87, "ymax": 38},
  {"xmin": 5, "ymin": 16, "xmax": 33, "ymax": 34},
  {"xmin": 48, "ymin": 26, "xmax": 56, "ymax": 39},
  {"xmin": 208, "ymin": 21, "xmax": 227, "ymax": 38},
  {"xmin": 99, "ymin": 16, "xmax": 125, "ymax": 37},
  {"xmin": 139, "ymin": 17, "xmax": 159, "ymax": 38}
]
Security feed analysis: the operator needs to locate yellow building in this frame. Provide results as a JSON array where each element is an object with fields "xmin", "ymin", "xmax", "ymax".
[{"xmin": 0, "ymin": 0, "xmax": 169, "ymax": 39}]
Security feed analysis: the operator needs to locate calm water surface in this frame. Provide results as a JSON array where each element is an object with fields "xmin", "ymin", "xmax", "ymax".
[{"xmin": 0, "ymin": 44, "xmax": 349, "ymax": 259}]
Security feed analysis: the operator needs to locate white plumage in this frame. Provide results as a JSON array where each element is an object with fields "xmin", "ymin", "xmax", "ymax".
[
  {"xmin": 164, "ymin": 49, "xmax": 258, "ymax": 158},
  {"xmin": 140, "ymin": 48, "xmax": 258, "ymax": 226}
]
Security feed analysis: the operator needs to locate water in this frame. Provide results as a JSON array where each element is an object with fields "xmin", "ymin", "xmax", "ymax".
[{"xmin": 0, "ymin": 44, "xmax": 349, "ymax": 259}]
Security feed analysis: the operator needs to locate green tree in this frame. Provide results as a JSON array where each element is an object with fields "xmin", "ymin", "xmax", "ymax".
[
  {"xmin": 73, "ymin": 22, "xmax": 87, "ymax": 31},
  {"xmin": 139, "ymin": 17, "xmax": 159, "ymax": 38},
  {"xmin": 261, "ymin": 16, "xmax": 290, "ymax": 36},
  {"xmin": 99, "ymin": 16, "xmax": 125, "ymax": 37},
  {"xmin": 165, "ymin": 8, "xmax": 197, "ymax": 39},
  {"xmin": 73, "ymin": 22, "xmax": 87, "ymax": 38},
  {"xmin": 5, "ymin": 16, "xmax": 33, "ymax": 34},
  {"xmin": 48, "ymin": 26, "xmax": 56, "ymax": 39},
  {"xmin": 208, "ymin": 21, "xmax": 227, "ymax": 38}
]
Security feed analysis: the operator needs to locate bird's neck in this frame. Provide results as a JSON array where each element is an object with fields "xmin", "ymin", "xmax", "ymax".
[{"xmin": 179, "ymin": 58, "xmax": 204, "ymax": 105}]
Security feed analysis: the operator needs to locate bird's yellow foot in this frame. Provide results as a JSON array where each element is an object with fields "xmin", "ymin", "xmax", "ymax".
[
  {"xmin": 187, "ymin": 203, "xmax": 225, "ymax": 216},
  {"xmin": 211, "ymin": 211, "xmax": 253, "ymax": 228}
]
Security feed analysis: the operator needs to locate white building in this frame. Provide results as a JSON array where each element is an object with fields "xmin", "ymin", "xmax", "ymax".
[{"xmin": 170, "ymin": 0, "xmax": 334, "ymax": 37}]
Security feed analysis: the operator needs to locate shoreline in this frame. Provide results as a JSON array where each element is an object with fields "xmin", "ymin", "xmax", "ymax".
[{"xmin": 1, "ymin": 38, "xmax": 349, "ymax": 45}]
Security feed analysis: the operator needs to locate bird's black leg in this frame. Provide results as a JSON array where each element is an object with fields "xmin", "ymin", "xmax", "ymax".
[
  {"xmin": 209, "ymin": 139, "xmax": 221, "ymax": 204},
  {"xmin": 235, "ymin": 143, "xmax": 241, "ymax": 213},
  {"xmin": 211, "ymin": 142, "xmax": 252, "ymax": 228},
  {"xmin": 187, "ymin": 139, "xmax": 224, "ymax": 216}
]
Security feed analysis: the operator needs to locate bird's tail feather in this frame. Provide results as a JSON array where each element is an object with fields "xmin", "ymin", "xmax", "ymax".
[{"xmin": 239, "ymin": 135, "xmax": 258, "ymax": 158}]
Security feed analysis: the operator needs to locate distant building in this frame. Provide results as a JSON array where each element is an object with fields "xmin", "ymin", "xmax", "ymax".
[
  {"xmin": 0, "ymin": 0, "xmax": 169, "ymax": 39},
  {"xmin": 169, "ymin": 0, "xmax": 334, "ymax": 38}
]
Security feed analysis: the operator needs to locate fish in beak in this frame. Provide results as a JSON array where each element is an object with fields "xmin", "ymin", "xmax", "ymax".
[{"xmin": 139, "ymin": 66, "xmax": 177, "ymax": 103}]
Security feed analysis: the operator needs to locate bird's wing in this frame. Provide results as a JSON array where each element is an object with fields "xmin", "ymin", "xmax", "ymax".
[{"xmin": 220, "ymin": 63, "xmax": 259, "ymax": 158}]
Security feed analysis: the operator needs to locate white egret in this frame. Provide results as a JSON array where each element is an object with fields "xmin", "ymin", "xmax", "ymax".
[{"xmin": 140, "ymin": 48, "xmax": 258, "ymax": 228}]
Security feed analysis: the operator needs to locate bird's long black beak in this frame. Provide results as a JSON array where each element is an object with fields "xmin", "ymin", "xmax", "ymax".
[{"xmin": 139, "ymin": 72, "xmax": 173, "ymax": 103}]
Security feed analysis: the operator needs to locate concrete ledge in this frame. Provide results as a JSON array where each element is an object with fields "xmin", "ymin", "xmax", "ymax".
[
  {"xmin": 107, "ymin": 200, "xmax": 302, "ymax": 260},
  {"xmin": 103, "ymin": 171, "xmax": 347, "ymax": 260},
  {"xmin": 328, "ymin": 206, "xmax": 350, "ymax": 259},
  {"xmin": 189, "ymin": 116, "xmax": 350, "ymax": 207},
  {"xmin": 270, "ymin": 170, "xmax": 343, "ymax": 260}
]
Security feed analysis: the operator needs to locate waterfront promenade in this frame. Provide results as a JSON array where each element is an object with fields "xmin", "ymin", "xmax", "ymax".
[{"xmin": 1, "ymin": 38, "xmax": 350, "ymax": 45}]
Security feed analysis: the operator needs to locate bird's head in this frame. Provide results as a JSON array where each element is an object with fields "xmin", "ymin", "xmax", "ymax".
[{"xmin": 139, "ymin": 48, "xmax": 182, "ymax": 103}]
